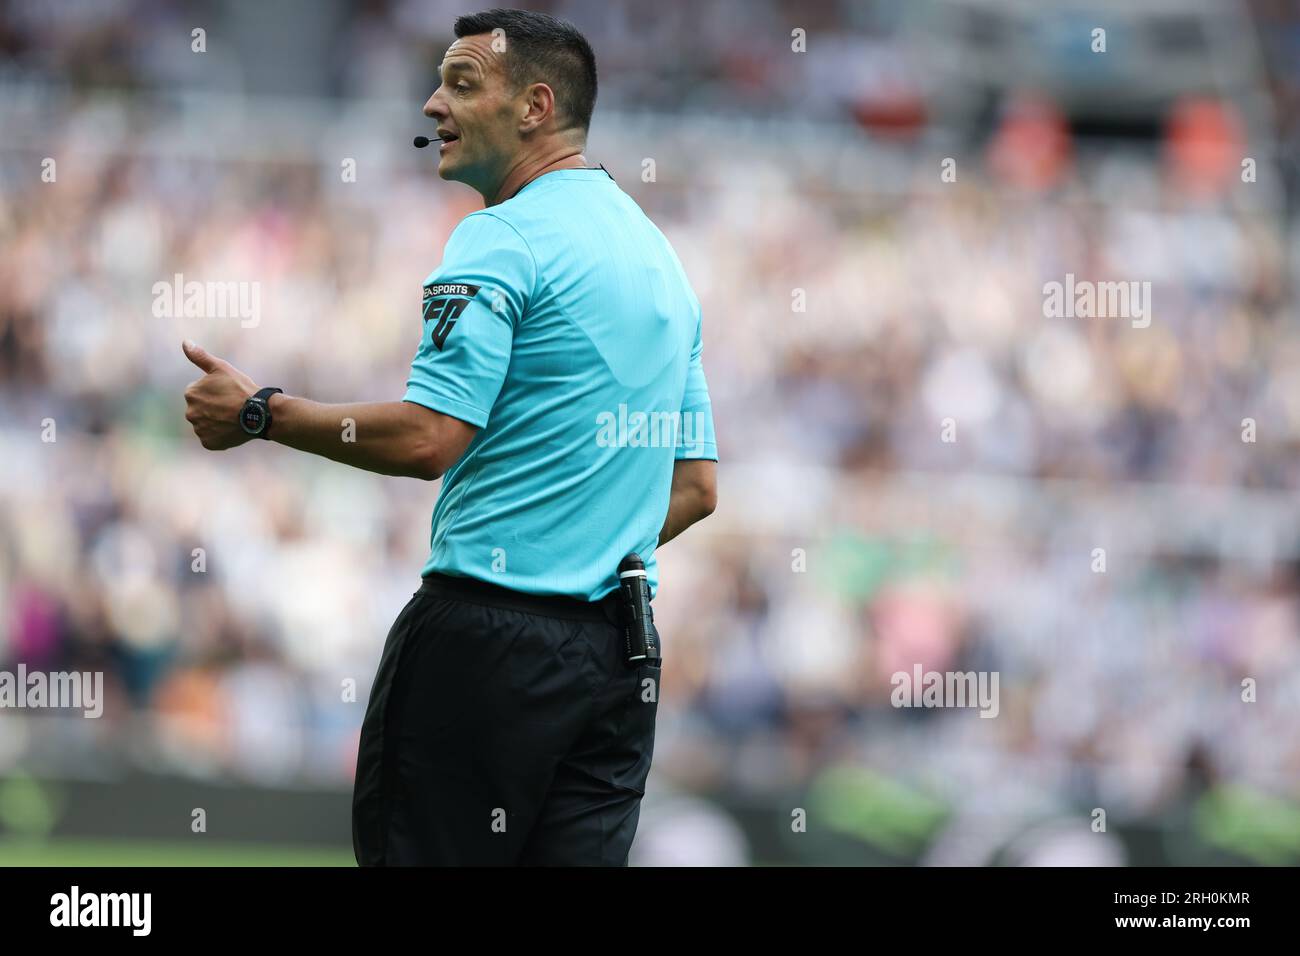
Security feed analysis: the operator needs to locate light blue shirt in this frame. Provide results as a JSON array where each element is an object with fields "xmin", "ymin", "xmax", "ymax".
[{"xmin": 404, "ymin": 168, "xmax": 717, "ymax": 601}]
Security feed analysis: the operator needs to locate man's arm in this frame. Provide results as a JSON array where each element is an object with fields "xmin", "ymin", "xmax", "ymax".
[
  {"xmin": 657, "ymin": 458, "xmax": 717, "ymax": 547},
  {"xmin": 267, "ymin": 394, "xmax": 475, "ymax": 480},
  {"xmin": 182, "ymin": 340, "xmax": 475, "ymax": 480}
]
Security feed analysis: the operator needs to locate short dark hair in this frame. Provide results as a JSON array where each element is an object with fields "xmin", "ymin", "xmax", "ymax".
[{"xmin": 454, "ymin": 8, "xmax": 597, "ymax": 135}]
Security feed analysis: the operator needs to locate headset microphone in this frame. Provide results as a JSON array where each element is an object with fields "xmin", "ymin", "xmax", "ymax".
[{"xmin": 413, "ymin": 136, "xmax": 434, "ymax": 148}]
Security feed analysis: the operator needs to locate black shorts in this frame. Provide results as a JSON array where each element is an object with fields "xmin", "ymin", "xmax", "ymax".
[{"xmin": 352, "ymin": 572, "xmax": 661, "ymax": 866}]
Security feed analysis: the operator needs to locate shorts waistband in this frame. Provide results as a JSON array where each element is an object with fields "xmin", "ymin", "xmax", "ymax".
[{"xmin": 419, "ymin": 572, "xmax": 621, "ymax": 624}]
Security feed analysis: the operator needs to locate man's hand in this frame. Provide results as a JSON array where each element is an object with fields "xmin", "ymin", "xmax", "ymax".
[{"xmin": 182, "ymin": 340, "xmax": 260, "ymax": 450}]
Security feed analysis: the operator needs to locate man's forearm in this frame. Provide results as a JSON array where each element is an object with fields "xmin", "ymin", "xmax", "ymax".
[
  {"xmin": 657, "ymin": 458, "xmax": 718, "ymax": 546},
  {"xmin": 266, "ymin": 395, "xmax": 448, "ymax": 479},
  {"xmin": 658, "ymin": 489, "xmax": 713, "ymax": 546}
]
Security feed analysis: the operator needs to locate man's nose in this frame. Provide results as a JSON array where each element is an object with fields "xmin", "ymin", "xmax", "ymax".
[{"xmin": 423, "ymin": 92, "xmax": 447, "ymax": 119}]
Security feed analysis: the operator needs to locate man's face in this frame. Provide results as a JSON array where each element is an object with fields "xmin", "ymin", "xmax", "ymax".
[{"xmin": 423, "ymin": 34, "xmax": 521, "ymax": 193}]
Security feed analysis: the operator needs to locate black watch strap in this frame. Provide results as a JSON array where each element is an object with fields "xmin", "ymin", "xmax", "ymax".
[{"xmin": 248, "ymin": 387, "xmax": 283, "ymax": 439}]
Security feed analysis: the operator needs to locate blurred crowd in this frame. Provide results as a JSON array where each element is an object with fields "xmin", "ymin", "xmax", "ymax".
[
  {"xmin": 3, "ymin": 0, "xmax": 1300, "ymax": 865},
  {"xmin": 0, "ymin": 0, "xmax": 915, "ymax": 118}
]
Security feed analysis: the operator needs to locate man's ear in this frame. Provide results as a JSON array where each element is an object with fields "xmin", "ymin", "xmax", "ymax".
[{"xmin": 520, "ymin": 82, "xmax": 556, "ymax": 133}]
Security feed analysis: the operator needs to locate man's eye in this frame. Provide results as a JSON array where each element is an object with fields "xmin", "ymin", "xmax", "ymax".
[{"xmin": 455, "ymin": 83, "xmax": 470, "ymax": 93}]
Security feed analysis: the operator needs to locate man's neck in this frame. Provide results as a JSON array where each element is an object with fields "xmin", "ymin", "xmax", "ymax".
[{"xmin": 487, "ymin": 144, "xmax": 590, "ymax": 207}]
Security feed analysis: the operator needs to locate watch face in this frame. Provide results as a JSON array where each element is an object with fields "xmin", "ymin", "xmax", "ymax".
[{"xmin": 240, "ymin": 399, "xmax": 268, "ymax": 435}]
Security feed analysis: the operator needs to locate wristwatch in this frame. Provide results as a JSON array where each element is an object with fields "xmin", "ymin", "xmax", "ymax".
[{"xmin": 239, "ymin": 387, "xmax": 284, "ymax": 439}]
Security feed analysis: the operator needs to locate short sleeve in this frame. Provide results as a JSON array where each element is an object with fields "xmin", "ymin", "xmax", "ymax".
[
  {"xmin": 403, "ymin": 212, "xmax": 536, "ymax": 428},
  {"xmin": 677, "ymin": 303, "xmax": 718, "ymax": 461}
]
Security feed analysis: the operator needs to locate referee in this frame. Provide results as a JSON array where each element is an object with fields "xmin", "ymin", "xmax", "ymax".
[{"xmin": 182, "ymin": 8, "xmax": 718, "ymax": 866}]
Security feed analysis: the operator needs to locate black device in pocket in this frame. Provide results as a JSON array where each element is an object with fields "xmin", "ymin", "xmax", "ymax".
[{"xmin": 617, "ymin": 553, "xmax": 660, "ymax": 668}]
